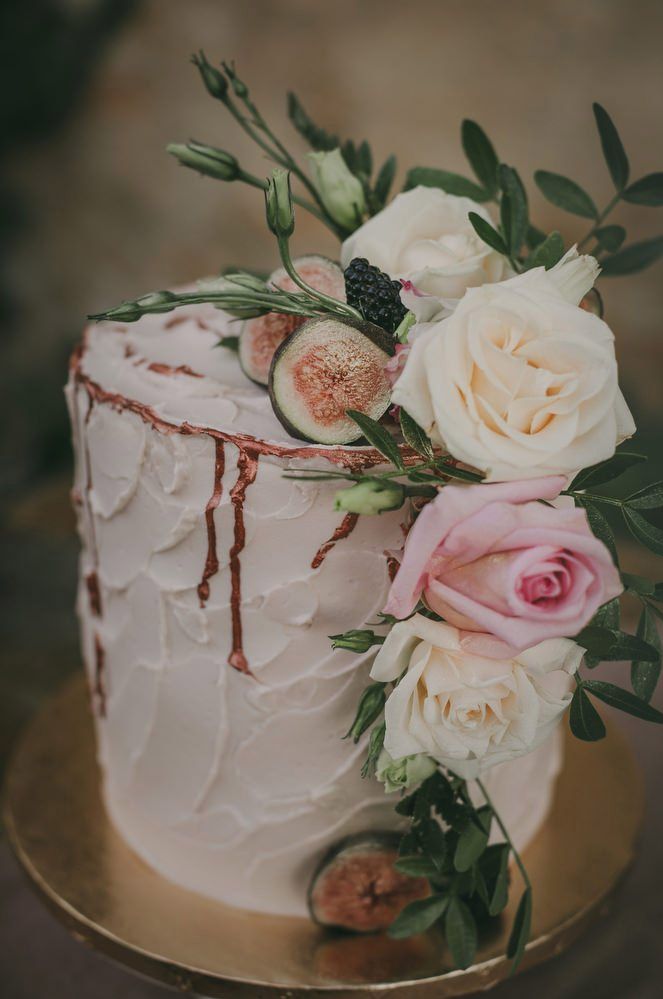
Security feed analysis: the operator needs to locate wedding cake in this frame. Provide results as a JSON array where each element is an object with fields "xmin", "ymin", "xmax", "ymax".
[
  {"xmin": 67, "ymin": 306, "xmax": 563, "ymax": 916},
  {"xmin": 68, "ymin": 55, "xmax": 663, "ymax": 969}
]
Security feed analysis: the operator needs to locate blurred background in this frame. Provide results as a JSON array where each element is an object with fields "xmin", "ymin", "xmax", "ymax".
[{"xmin": 1, "ymin": 1, "xmax": 662, "ymax": 996}]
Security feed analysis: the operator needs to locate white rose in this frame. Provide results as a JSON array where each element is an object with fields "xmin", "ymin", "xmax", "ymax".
[
  {"xmin": 392, "ymin": 258, "xmax": 635, "ymax": 481},
  {"xmin": 340, "ymin": 186, "xmax": 509, "ymax": 304},
  {"xmin": 370, "ymin": 614, "xmax": 583, "ymax": 780}
]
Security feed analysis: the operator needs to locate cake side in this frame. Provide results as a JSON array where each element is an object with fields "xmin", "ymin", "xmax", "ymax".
[{"xmin": 67, "ymin": 309, "xmax": 564, "ymax": 916}]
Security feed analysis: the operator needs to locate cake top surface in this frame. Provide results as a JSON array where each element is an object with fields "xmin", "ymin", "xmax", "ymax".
[{"xmin": 80, "ymin": 303, "xmax": 357, "ymax": 452}]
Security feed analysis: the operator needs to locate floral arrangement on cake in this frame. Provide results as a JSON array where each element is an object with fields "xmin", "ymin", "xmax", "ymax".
[{"xmin": 92, "ymin": 55, "xmax": 663, "ymax": 973}]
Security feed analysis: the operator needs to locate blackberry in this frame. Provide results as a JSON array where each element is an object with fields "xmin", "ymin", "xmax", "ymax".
[{"xmin": 343, "ymin": 257, "xmax": 407, "ymax": 335}]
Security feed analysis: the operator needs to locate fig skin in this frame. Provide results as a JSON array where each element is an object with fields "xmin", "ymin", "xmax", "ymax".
[
  {"xmin": 268, "ymin": 317, "xmax": 394, "ymax": 445},
  {"xmin": 580, "ymin": 287, "xmax": 604, "ymax": 318},
  {"xmin": 308, "ymin": 832, "xmax": 430, "ymax": 934},
  {"xmin": 238, "ymin": 256, "xmax": 345, "ymax": 386}
]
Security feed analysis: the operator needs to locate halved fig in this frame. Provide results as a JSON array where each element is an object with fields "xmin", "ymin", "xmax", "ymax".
[
  {"xmin": 308, "ymin": 833, "xmax": 430, "ymax": 934},
  {"xmin": 269, "ymin": 318, "xmax": 394, "ymax": 444},
  {"xmin": 580, "ymin": 287, "xmax": 604, "ymax": 318},
  {"xmin": 239, "ymin": 256, "xmax": 345, "ymax": 385}
]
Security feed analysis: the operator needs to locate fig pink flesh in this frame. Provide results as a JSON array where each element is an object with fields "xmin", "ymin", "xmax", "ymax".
[{"xmin": 292, "ymin": 339, "xmax": 389, "ymax": 427}]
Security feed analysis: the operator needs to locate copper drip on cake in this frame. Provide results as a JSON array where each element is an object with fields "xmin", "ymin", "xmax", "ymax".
[
  {"xmin": 311, "ymin": 513, "xmax": 359, "ymax": 569},
  {"xmin": 85, "ymin": 572, "xmax": 103, "ymax": 616},
  {"xmin": 228, "ymin": 447, "xmax": 259, "ymax": 674},
  {"xmin": 385, "ymin": 554, "xmax": 400, "ymax": 582},
  {"xmin": 93, "ymin": 634, "xmax": 106, "ymax": 717},
  {"xmin": 198, "ymin": 439, "xmax": 226, "ymax": 606}
]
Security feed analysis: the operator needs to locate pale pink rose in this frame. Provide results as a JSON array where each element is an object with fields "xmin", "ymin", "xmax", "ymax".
[{"xmin": 384, "ymin": 476, "xmax": 622, "ymax": 654}]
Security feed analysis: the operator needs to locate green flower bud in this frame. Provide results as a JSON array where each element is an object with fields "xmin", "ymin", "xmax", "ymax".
[
  {"xmin": 307, "ymin": 148, "xmax": 366, "ymax": 230},
  {"xmin": 264, "ymin": 168, "xmax": 295, "ymax": 238},
  {"xmin": 167, "ymin": 142, "xmax": 240, "ymax": 182},
  {"xmin": 135, "ymin": 290, "xmax": 178, "ymax": 313},
  {"xmin": 376, "ymin": 750, "xmax": 437, "ymax": 794},
  {"xmin": 334, "ymin": 479, "xmax": 405, "ymax": 516},
  {"xmin": 191, "ymin": 51, "xmax": 229, "ymax": 101},
  {"xmin": 330, "ymin": 629, "xmax": 384, "ymax": 653}
]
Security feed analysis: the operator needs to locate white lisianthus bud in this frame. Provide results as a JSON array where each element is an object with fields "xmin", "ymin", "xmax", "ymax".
[
  {"xmin": 375, "ymin": 749, "xmax": 437, "ymax": 793},
  {"xmin": 307, "ymin": 148, "xmax": 366, "ymax": 230},
  {"xmin": 547, "ymin": 245, "xmax": 600, "ymax": 305},
  {"xmin": 334, "ymin": 479, "xmax": 405, "ymax": 515}
]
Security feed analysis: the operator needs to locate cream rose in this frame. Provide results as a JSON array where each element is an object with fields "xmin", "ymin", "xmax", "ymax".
[
  {"xmin": 340, "ymin": 186, "xmax": 509, "ymax": 303},
  {"xmin": 392, "ymin": 256, "xmax": 635, "ymax": 481},
  {"xmin": 371, "ymin": 615, "xmax": 583, "ymax": 779}
]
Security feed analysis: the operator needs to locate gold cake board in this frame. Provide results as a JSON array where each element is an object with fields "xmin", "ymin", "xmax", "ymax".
[{"xmin": 3, "ymin": 674, "xmax": 643, "ymax": 998}]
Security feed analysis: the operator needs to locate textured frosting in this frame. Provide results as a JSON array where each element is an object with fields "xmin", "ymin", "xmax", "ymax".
[{"xmin": 67, "ymin": 305, "xmax": 564, "ymax": 916}]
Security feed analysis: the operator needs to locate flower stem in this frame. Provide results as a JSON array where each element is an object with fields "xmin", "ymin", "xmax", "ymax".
[
  {"xmin": 276, "ymin": 235, "xmax": 362, "ymax": 321},
  {"xmin": 476, "ymin": 779, "xmax": 532, "ymax": 893}
]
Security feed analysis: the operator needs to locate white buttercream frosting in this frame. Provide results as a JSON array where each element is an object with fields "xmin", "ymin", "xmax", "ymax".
[{"xmin": 67, "ymin": 305, "xmax": 565, "ymax": 916}]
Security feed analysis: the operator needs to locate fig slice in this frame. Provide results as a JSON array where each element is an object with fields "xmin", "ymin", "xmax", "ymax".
[
  {"xmin": 308, "ymin": 833, "xmax": 430, "ymax": 934},
  {"xmin": 269, "ymin": 317, "xmax": 394, "ymax": 444},
  {"xmin": 238, "ymin": 255, "xmax": 345, "ymax": 386},
  {"xmin": 580, "ymin": 287, "xmax": 604, "ymax": 318}
]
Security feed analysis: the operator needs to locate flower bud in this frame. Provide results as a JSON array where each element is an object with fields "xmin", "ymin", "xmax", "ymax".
[
  {"xmin": 307, "ymin": 148, "xmax": 366, "ymax": 230},
  {"xmin": 330, "ymin": 629, "xmax": 384, "ymax": 653},
  {"xmin": 376, "ymin": 750, "xmax": 437, "ymax": 794},
  {"xmin": 135, "ymin": 290, "xmax": 178, "ymax": 313},
  {"xmin": 334, "ymin": 479, "xmax": 405, "ymax": 516},
  {"xmin": 191, "ymin": 51, "xmax": 228, "ymax": 101},
  {"xmin": 264, "ymin": 169, "xmax": 295, "ymax": 238},
  {"xmin": 167, "ymin": 142, "xmax": 240, "ymax": 182}
]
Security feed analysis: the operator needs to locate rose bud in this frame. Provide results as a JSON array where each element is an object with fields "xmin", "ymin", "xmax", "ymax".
[{"xmin": 307, "ymin": 148, "xmax": 366, "ymax": 230}]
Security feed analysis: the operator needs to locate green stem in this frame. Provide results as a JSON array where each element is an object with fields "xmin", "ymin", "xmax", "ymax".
[
  {"xmin": 476, "ymin": 779, "xmax": 532, "ymax": 894},
  {"xmin": 276, "ymin": 235, "xmax": 362, "ymax": 320},
  {"xmin": 238, "ymin": 169, "xmax": 329, "ymax": 226},
  {"xmin": 577, "ymin": 192, "xmax": 621, "ymax": 252}
]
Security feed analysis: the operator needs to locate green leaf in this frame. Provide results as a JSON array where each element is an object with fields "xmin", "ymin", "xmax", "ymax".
[
  {"xmin": 418, "ymin": 818, "xmax": 447, "ymax": 871},
  {"xmin": 374, "ymin": 155, "xmax": 397, "ymax": 207},
  {"xmin": 594, "ymin": 225, "xmax": 626, "ymax": 253},
  {"xmin": 575, "ymin": 625, "xmax": 660, "ymax": 662},
  {"xmin": 330, "ymin": 629, "xmax": 385, "ymax": 653},
  {"xmin": 570, "ymin": 450, "xmax": 646, "ymax": 489},
  {"xmin": 584, "ymin": 679, "xmax": 663, "ymax": 723},
  {"xmin": 394, "ymin": 855, "xmax": 441, "ymax": 878},
  {"xmin": 601, "ymin": 236, "xmax": 663, "ymax": 276},
  {"xmin": 361, "ymin": 722, "xmax": 386, "ymax": 778},
  {"xmin": 346, "ymin": 410, "xmax": 404, "ymax": 469},
  {"xmin": 626, "ymin": 481, "xmax": 663, "ymax": 510},
  {"xmin": 575, "ymin": 499, "xmax": 618, "ymax": 566},
  {"xmin": 623, "ymin": 173, "xmax": 663, "ymax": 206},
  {"xmin": 344, "ymin": 683, "xmax": 386, "ymax": 742},
  {"xmin": 593, "ymin": 598, "xmax": 621, "ymax": 631},
  {"xmin": 461, "ymin": 120, "xmax": 499, "ymax": 196},
  {"xmin": 388, "ymin": 894, "xmax": 449, "ymax": 939},
  {"xmin": 507, "ymin": 888, "xmax": 532, "ymax": 972},
  {"xmin": 217, "ymin": 335, "xmax": 239, "ymax": 352},
  {"xmin": 631, "ymin": 605, "xmax": 661, "ymax": 703},
  {"xmin": 593, "ymin": 103, "xmax": 630, "ymax": 191},
  {"xmin": 444, "ymin": 897, "xmax": 477, "ymax": 970},
  {"xmin": 286, "ymin": 92, "xmax": 338, "ymax": 151},
  {"xmin": 621, "ymin": 573, "xmax": 657, "ymax": 597},
  {"xmin": 468, "ymin": 212, "xmax": 508, "ymax": 255},
  {"xmin": 570, "ymin": 685, "xmax": 606, "ymax": 741},
  {"xmin": 404, "ymin": 167, "xmax": 489, "ymax": 202},
  {"xmin": 454, "ymin": 809, "xmax": 491, "ymax": 873},
  {"xmin": 498, "ymin": 164, "xmax": 529, "ymax": 255},
  {"xmin": 488, "ymin": 845, "xmax": 511, "ymax": 916},
  {"xmin": 399, "ymin": 410, "xmax": 434, "ymax": 461},
  {"xmin": 534, "ymin": 170, "xmax": 598, "ymax": 220},
  {"xmin": 435, "ymin": 460, "xmax": 483, "ymax": 483},
  {"xmin": 526, "ymin": 224, "xmax": 547, "ymax": 249},
  {"xmin": 526, "ymin": 230, "xmax": 565, "ymax": 270},
  {"xmin": 623, "ymin": 506, "xmax": 663, "ymax": 555}
]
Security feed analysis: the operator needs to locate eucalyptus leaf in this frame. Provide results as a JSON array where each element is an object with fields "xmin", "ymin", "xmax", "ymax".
[
  {"xmin": 584, "ymin": 679, "xmax": 663, "ymax": 723},
  {"xmin": 623, "ymin": 172, "xmax": 663, "ymax": 206},
  {"xmin": 346, "ymin": 410, "xmax": 404, "ymax": 469},
  {"xmin": 374, "ymin": 155, "xmax": 397, "ymax": 206},
  {"xmin": 575, "ymin": 499, "xmax": 619, "ymax": 566},
  {"xmin": 593, "ymin": 103, "xmax": 630, "ymax": 191},
  {"xmin": 488, "ymin": 845, "xmax": 511, "ymax": 916},
  {"xmin": 286, "ymin": 92, "xmax": 338, "ymax": 151},
  {"xmin": 404, "ymin": 167, "xmax": 489, "ymax": 202},
  {"xmin": 594, "ymin": 225, "xmax": 626, "ymax": 253},
  {"xmin": 526, "ymin": 230, "xmax": 565, "ymax": 270},
  {"xmin": 534, "ymin": 170, "xmax": 598, "ymax": 220},
  {"xmin": 468, "ymin": 212, "xmax": 508, "ymax": 255},
  {"xmin": 570, "ymin": 450, "xmax": 646, "ymax": 489},
  {"xmin": 601, "ymin": 236, "xmax": 663, "ymax": 276},
  {"xmin": 575, "ymin": 625, "xmax": 660, "ymax": 662},
  {"xmin": 394, "ymin": 855, "xmax": 441, "ymax": 878},
  {"xmin": 526, "ymin": 224, "xmax": 547, "ymax": 248},
  {"xmin": 570, "ymin": 685, "xmax": 606, "ymax": 741},
  {"xmin": 454, "ymin": 815, "xmax": 489, "ymax": 873},
  {"xmin": 626, "ymin": 481, "xmax": 663, "ymax": 510},
  {"xmin": 499, "ymin": 164, "xmax": 529, "ymax": 254},
  {"xmin": 623, "ymin": 506, "xmax": 663, "ymax": 555},
  {"xmin": 445, "ymin": 897, "xmax": 478, "ymax": 970},
  {"xmin": 462, "ymin": 120, "xmax": 499, "ymax": 195},
  {"xmin": 621, "ymin": 573, "xmax": 657, "ymax": 596},
  {"xmin": 507, "ymin": 888, "xmax": 532, "ymax": 972},
  {"xmin": 631, "ymin": 605, "xmax": 662, "ymax": 703},
  {"xmin": 388, "ymin": 894, "xmax": 449, "ymax": 939}
]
